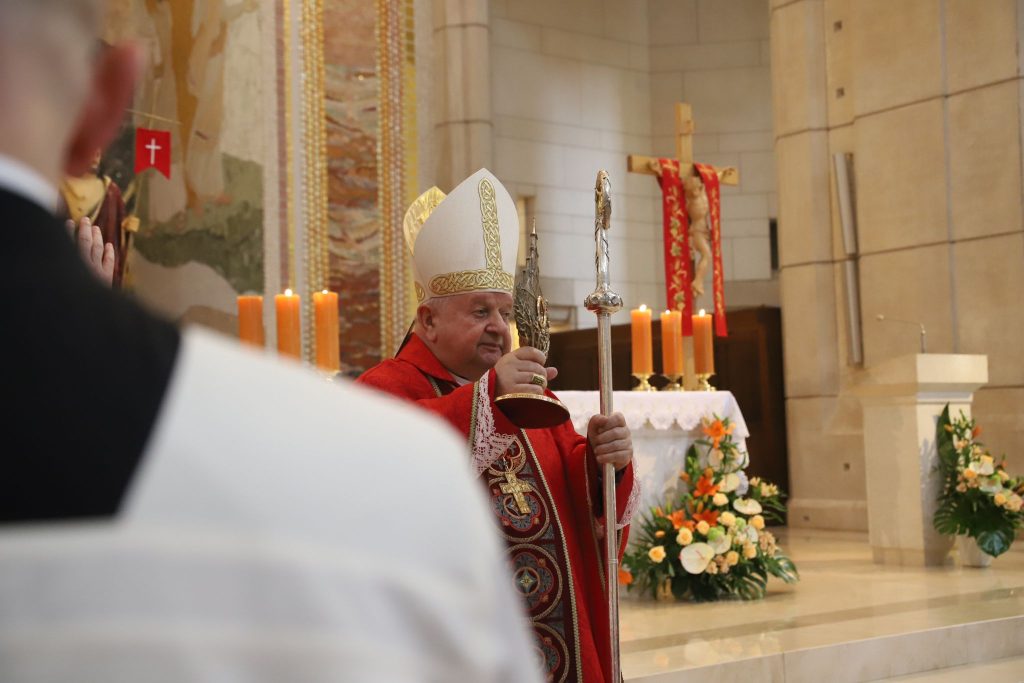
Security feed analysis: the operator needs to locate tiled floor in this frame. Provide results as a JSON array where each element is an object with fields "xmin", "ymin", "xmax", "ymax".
[{"xmin": 620, "ymin": 528, "xmax": 1024, "ymax": 682}]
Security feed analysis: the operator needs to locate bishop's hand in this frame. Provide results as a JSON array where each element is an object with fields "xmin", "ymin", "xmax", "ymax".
[
  {"xmin": 587, "ymin": 412, "xmax": 632, "ymax": 472},
  {"xmin": 494, "ymin": 346, "xmax": 559, "ymax": 397}
]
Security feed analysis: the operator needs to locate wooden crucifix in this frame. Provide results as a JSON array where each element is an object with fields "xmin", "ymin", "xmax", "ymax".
[
  {"xmin": 627, "ymin": 102, "xmax": 740, "ymax": 185},
  {"xmin": 627, "ymin": 103, "xmax": 737, "ymax": 337}
]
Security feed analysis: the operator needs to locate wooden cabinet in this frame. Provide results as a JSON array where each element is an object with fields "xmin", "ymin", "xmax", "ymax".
[{"xmin": 547, "ymin": 306, "xmax": 789, "ymax": 494}]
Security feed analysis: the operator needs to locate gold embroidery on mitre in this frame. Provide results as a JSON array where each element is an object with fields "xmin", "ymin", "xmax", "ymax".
[
  {"xmin": 414, "ymin": 282, "xmax": 425, "ymax": 302},
  {"xmin": 403, "ymin": 186, "xmax": 447, "ymax": 254},
  {"xmin": 429, "ymin": 178, "xmax": 514, "ymax": 296}
]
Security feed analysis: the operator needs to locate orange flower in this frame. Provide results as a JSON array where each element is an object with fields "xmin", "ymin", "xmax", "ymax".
[
  {"xmin": 693, "ymin": 473, "xmax": 719, "ymax": 499},
  {"xmin": 692, "ymin": 508, "xmax": 720, "ymax": 527},
  {"xmin": 668, "ymin": 510, "xmax": 688, "ymax": 530},
  {"xmin": 702, "ymin": 418, "xmax": 734, "ymax": 448},
  {"xmin": 618, "ymin": 568, "xmax": 633, "ymax": 586},
  {"xmin": 972, "ymin": 425, "xmax": 982, "ymax": 438}
]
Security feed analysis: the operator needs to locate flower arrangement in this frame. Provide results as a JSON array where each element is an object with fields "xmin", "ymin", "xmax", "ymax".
[
  {"xmin": 933, "ymin": 405, "xmax": 1023, "ymax": 558},
  {"xmin": 620, "ymin": 415, "xmax": 798, "ymax": 601}
]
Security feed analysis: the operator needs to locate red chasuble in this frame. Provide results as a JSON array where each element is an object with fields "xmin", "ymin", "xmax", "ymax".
[{"xmin": 358, "ymin": 333, "xmax": 638, "ymax": 683}]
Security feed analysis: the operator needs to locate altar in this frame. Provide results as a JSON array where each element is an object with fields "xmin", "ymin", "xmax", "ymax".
[{"xmin": 557, "ymin": 390, "xmax": 750, "ymax": 534}]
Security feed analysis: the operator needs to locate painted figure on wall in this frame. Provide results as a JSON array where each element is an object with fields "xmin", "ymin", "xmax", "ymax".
[{"xmin": 60, "ymin": 150, "xmax": 139, "ymax": 288}]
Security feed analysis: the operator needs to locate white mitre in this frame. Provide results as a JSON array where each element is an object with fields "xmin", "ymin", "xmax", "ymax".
[{"xmin": 403, "ymin": 168, "xmax": 519, "ymax": 301}]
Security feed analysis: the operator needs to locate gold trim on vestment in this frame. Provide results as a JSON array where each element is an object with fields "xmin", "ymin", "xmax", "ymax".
[{"xmin": 520, "ymin": 430, "xmax": 584, "ymax": 682}]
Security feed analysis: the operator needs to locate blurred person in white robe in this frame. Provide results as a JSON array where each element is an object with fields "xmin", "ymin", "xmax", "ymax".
[{"xmin": 0, "ymin": 1, "xmax": 541, "ymax": 681}]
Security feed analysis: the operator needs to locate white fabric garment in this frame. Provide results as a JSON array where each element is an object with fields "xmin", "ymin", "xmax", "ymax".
[{"xmin": 0, "ymin": 329, "xmax": 542, "ymax": 683}]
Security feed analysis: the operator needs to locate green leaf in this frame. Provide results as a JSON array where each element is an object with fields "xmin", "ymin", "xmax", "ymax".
[
  {"xmin": 976, "ymin": 528, "xmax": 1013, "ymax": 557},
  {"xmin": 935, "ymin": 404, "xmax": 957, "ymax": 475}
]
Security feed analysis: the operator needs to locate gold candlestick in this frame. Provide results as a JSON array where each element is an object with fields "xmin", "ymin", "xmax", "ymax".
[
  {"xmin": 632, "ymin": 372, "xmax": 655, "ymax": 391},
  {"xmin": 696, "ymin": 373, "xmax": 716, "ymax": 391},
  {"xmin": 662, "ymin": 373, "xmax": 684, "ymax": 391}
]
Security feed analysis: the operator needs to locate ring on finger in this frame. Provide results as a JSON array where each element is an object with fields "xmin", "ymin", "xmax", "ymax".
[{"xmin": 529, "ymin": 372, "xmax": 547, "ymax": 387}]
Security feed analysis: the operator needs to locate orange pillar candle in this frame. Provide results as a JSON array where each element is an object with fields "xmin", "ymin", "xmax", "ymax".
[
  {"xmin": 692, "ymin": 309, "xmax": 715, "ymax": 375},
  {"xmin": 313, "ymin": 289, "xmax": 340, "ymax": 372},
  {"xmin": 237, "ymin": 295, "xmax": 264, "ymax": 348},
  {"xmin": 661, "ymin": 309, "xmax": 684, "ymax": 376},
  {"xmin": 630, "ymin": 304, "xmax": 653, "ymax": 375},
  {"xmin": 275, "ymin": 288, "xmax": 302, "ymax": 359}
]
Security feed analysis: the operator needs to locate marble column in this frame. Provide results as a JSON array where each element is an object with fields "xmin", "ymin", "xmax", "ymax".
[{"xmin": 430, "ymin": 0, "xmax": 492, "ymax": 189}]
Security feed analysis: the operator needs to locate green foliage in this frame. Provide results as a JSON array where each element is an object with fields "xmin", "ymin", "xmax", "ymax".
[{"xmin": 933, "ymin": 404, "xmax": 1023, "ymax": 558}]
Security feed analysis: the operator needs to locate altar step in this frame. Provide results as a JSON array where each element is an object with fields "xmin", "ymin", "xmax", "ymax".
[
  {"xmin": 867, "ymin": 654, "xmax": 1024, "ymax": 682},
  {"xmin": 620, "ymin": 529, "xmax": 1024, "ymax": 683}
]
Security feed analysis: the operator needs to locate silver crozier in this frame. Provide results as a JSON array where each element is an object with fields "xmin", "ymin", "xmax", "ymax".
[{"xmin": 583, "ymin": 170, "xmax": 623, "ymax": 681}]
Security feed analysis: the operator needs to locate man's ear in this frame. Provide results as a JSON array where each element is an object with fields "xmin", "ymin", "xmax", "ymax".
[
  {"xmin": 65, "ymin": 43, "xmax": 143, "ymax": 176},
  {"xmin": 416, "ymin": 303, "xmax": 438, "ymax": 342}
]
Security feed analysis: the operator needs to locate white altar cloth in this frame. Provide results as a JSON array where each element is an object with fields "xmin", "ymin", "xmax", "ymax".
[{"xmin": 557, "ymin": 391, "xmax": 749, "ymax": 530}]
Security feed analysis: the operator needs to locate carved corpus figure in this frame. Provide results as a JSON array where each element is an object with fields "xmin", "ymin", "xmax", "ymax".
[{"xmin": 683, "ymin": 176, "xmax": 711, "ymax": 296}]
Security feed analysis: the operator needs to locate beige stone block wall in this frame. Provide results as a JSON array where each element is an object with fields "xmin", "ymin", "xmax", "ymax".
[
  {"xmin": 776, "ymin": 131, "xmax": 831, "ymax": 266},
  {"xmin": 431, "ymin": 2, "xmax": 493, "ymax": 188},
  {"xmin": 859, "ymin": 244, "xmax": 955, "ymax": 363},
  {"xmin": 823, "ymin": 0, "xmax": 853, "ymax": 128},
  {"xmin": 785, "ymin": 395, "xmax": 867, "ymax": 530},
  {"xmin": 772, "ymin": 0, "xmax": 863, "ymax": 529},
  {"xmin": 770, "ymin": 0, "xmax": 827, "ymax": 137},
  {"xmin": 947, "ymin": 81, "xmax": 1023, "ymax": 241},
  {"xmin": 854, "ymin": 100, "xmax": 948, "ymax": 254},
  {"xmin": 780, "ymin": 263, "xmax": 839, "ymax": 397},
  {"xmin": 945, "ymin": 0, "xmax": 1018, "ymax": 93},
  {"xmin": 973, "ymin": 387, "xmax": 1024, "ymax": 477},
  {"xmin": 953, "ymin": 233, "xmax": 1024, "ymax": 385},
  {"xmin": 849, "ymin": 0, "xmax": 943, "ymax": 115},
  {"xmin": 772, "ymin": 0, "xmax": 1024, "ymax": 531}
]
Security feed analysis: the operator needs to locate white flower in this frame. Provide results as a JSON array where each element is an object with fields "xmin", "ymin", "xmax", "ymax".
[
  {"xmin": 709, "ymin": 533, "xmax": 731, "ymax": 554},
  {"xmin": 736, "ymin": 471, "xmax": 750, "ymax": 496},
  {"xmin": 744, "ymin": 526, "xmax": 759, "ymax": 543},
  {"xmin": 680, "ymin": 543, "xmax": 715, "ymax": 574},
  {"xmin": 1006, "ymin": 494, "xmax": 1023, "ymax": 513},
  {"xmin": 713, "ymin": 492, "xmax": 729, "ymax": 506},
  {"xmin": 708, "ymin": 449, "xmax": 725, "ymax": 469},
  {"xmin": 969, "ymin": 459, "xmax": 994, "ymax": 476},
  {"xmin": 733, "ymin": 498, "xmax": 763, "ymax": 515},
  {"xmin": 979, "ymin": 476, "xmax": 1002, "ymax": 494},
  {"xmin": 719, "ymin": 473, "xmax": 740, "ymax": 492}
]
